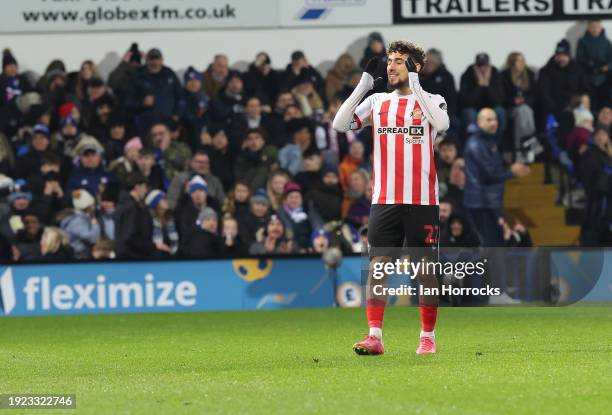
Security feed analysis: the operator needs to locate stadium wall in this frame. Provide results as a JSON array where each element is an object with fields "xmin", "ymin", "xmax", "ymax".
[{"xmin": 2, "ymin": 20, "xmax": 612, "ymax": 89}]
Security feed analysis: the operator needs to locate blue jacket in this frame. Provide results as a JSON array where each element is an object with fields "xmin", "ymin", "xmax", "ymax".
[{"xmin": 463, "ymin": 125, "xmax": 512, "ymax": 209}]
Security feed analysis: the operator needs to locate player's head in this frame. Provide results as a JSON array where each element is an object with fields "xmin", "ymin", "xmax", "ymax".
[{"xmin": 386, "ymin": 40, "xmax": 426, "ymax": 89}]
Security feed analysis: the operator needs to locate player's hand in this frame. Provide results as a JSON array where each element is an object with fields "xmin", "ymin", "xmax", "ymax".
[
  {"xmin": 405, "ymin": 57, "xmax": 419, "ymax": 73},
  {"xmin": 364, "ymin": 57, "xmax": 379, "ymax": 77}
]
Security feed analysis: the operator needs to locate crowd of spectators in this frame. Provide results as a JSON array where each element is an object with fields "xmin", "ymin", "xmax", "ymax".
[{"xmin": 0, "ymin": 21, "xmax": 610, "ymax": 261}]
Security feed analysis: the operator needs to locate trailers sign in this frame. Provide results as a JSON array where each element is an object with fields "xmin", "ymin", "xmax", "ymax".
[{"xmin": 393, "ymin": 0, "xmax": 612, "ymax": 22}]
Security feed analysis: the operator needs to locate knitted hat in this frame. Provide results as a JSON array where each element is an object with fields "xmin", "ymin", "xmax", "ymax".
[
  {"xmin": 61, "ymin": 115, "xmax": 78, "ymax": 128},
  {"xmin": 311, "ymin": 227, "xmax": 331, "ymax": 245},
  {"xmin": 321, "ymin": 165, "xmax": 339, "ymax": 177},
  {"xmin": 72, "ymin": 189, "xmax": 95, "ymax": 210},
  {"xmin": 283, "ymin": 182, "xmax": 302, "ymax": 197},
  {"xmin": 555, "ymin": 39, "xmax": 571, "ymax": 56},
  {"xmin": 250, "ymin": 188, "xmax": 269, "ymax": 205},
  {"xmin": 145, "ymin": 189, "xmax": 166, "ymax": 208},
  {"xmin": 32, "ymin": 123, "xmax": 50, "ymax": 138},
  {"xmin": 184, "ymin": 66, "xmax": 203, "ymax": 83},
  {"xmin": 188, "ymin": 175, "xmax": 208, "ymax": 194},
  {"xmin": 197, "ymin": 207, "xmax": 217, "ymax": 223},
  {"xmin": 8, "ymin": 179, "xmax": 31, "ymax": 204},
  {"xmin": 124, "ymin": 137, "xmax": 143, "ymax": 154},
  {"xmin": 573, "ymin": 108, "xmax": 594, "ymax": 127},
  {"xmin": 58, "ymin": 102, "xmax": 76, "ymax": 120},
  {"xmin": 2, "ymin": 49, "xmax": 17, "ymax": 69}
]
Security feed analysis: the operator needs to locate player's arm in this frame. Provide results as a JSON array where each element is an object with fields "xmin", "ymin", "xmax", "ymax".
[
  {"xmin": 332, "ymin": 58, "xmax": 378, "ymax": 132},
  {"xmin": 406, "ymin": 59, "xmax": 450, "ymax": 133}
]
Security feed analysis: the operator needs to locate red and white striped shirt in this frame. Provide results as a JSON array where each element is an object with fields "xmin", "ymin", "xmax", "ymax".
[{"xmin": 350, "ymin": 88, "xmax": 447, "ymax": 206}]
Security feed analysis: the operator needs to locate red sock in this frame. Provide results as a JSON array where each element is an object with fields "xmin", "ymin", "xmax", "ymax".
[
  {"xmin": 420, "ymin": 304, "xmax": 438, "ymax": 332},
  {"xmin": 366, "ymin": 299, "xmax": 385, "ymax": 328}
]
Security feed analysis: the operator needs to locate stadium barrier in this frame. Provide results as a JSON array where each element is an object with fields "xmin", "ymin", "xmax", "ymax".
[{"xmin": 0, "ymin": 249, "xmax": 610, "ymax": 317}]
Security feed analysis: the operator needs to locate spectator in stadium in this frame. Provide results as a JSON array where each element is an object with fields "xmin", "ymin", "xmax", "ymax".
[
  {"xmin": 249, "ymin": 213, "xmax": 296, "ymax": 255},
  {"xmin": 37, "ymin": 163, "xmax": 68, "ymax": 225},
  {"xmin": 234, "ymin": 127, "xmax": 278, "ymax": 190},
  {"xmin": 311, "ymin": 227, "xmax": 331, "ymax": 254},
  {"xmin": 459, "ymin": 53, "xmax": 506, "ymax": 134},
  {"xmin": 291, "ymin": 71, "xmax": 325, "ymax": 118},
  {"xmin": 280, "ymin": 51, "xmax": 325, "ymax": 103},
  {"xmin": 446, "ymin": 158, "xmax": 466, "ymax": 205},
  {"xmin": 167, "ymin": 151, "xmax": 225, "ymax": 210},
  {"xmin": 305, "ymin": 165, "xmax": 343, "ymax": 223},
  {"xmin": 538, "ymin": 39, "xmax": 589, "ymax": 120},
  {"xmin": 345, "ymin": 169, "xmax": 371, "ymax": 228},
  {"xmin": 295, "ymin": 148, "xmax": 324, "ymax": 195},
  {"xmin": 279, "ymin": 118, "xmax": 316, "ymax": 176},
  {"xmin": 229, "ymin": 96, "xmax": 283, "ymax": 149},
  {"xmin": 501, "ymin": 52, "xmax": 537, "ymax": 158},
  {"xmin": 205, "ymin": 127, "xmax": 235, "ymax": 191},
  {"xmin": 579, "ymin": 127, "xmax": 612, "ymax": 245},
  {"xmin": 222, "ymin": 181, "xmax": 251, "ymax": 224},
  {"xmin": 237, "ymin": 188, "xmax": 270, "ymax": 246},
  {"xmin": 108, "ymin": 43, "xmax": 143, "ymax": 103},
  {"xmin": 277, "ymin": 182, "xmax": 322, "ymax": 252},
  {"xmin": 40, "ymin": 65, "xmax": 68, "ymax": 117},
  {"xmin": 439, "ymin": 213, "xmax": 481, "ymax": 247},
  {"xmin": 66, "ymin": 60, "xmax": 100, "ymax": 102},
  {"xmin": 104, "ymin": 113, "xmax": 128, "ymax": 163},
  {"xmin": 319, "ymin": 95, "xmax": 358, "ymax": 165},
  {"xmin": 65, "ymin": 135, "xmax": 113, "ymax": 197},
  {"xmin": 501, "ymin": 217, "xmax": 533, "ymax": 247},
  {"xmin": 15, "ymin": 123, "xmax": 52, "ymax": 179},
  {"xmin": 13, "ymin": 211, "xmax": 43, "ymax": 261},
  {"xmin": 0, "ymin": 49, "xmax": 32, "ymax": 107},
  {"xmin": 53, "ymin": 115, "xmax": 81, "ymax": 158},
  {"xmin": 266, "ymin": 170, "xmax": 290, "ymax": 211},
  {"xmin": 339, "ymin": 140, "xmax": 367, "ymax": 190},
  {"xmin": 58, "ymin": 189, "xmax": 100, "ymax": 259},
  {"xmin": 175, "ymin": 175, "xmax": 218, "ymax": 240},
  {"xmin": 342, "ymin": 168, "xmax": 369, "ymax": 218},
  {"xmin": 136, "ymin": 148, "xmax": 168, "ymax": 191},
  {"xmin": 220, "ymin": 215, "xmax": 247, "ymax": 256},
  {"xmin": 181, "ymin": 66, "xmax": 210, "ymax": 150},
  {"xmin": 149, "ymin": 121, "xmax": 191, "ymax": 181},
  {"xmin": 0, "ymin": 130, "xmax": 15, "ymax": 176},
  {"xmin": 359, "ymin": 32, "xmax": 386, "ymax": 69},
  {"xmin": 180, "ymin": 207, "xmax": 220, "ymax": 258},
  {"xmin": 566, "ymin": 106, "xmax": 594, "ymax": 164},
  {"xmin": 242, "ymin": 52, "xmax": 279, "ymax": 107},
  {"xmin": 0, "ymin": 179, "xmax": 36, "ymax": 241},
  {"xmin": 419, "ymin": 48, "xmax": 458, "ymax": 119},
  {"xmin": 202, "ymin": 54, "xmax": 231, "ymax": 99},
  {"xmin": 91, "ymin": 237, "xmax": 114, "ymax": 260},
  {"xmin": 97, "ymin": 184, "xmax": 118, "ymax": 240},
  {"xmin": 269, "ymin": 91, "xmax": 296, "ymax": 136},
  {"xmin": 463, "ymin": 108, "xmax": 530, "ymax": 246},
  {"xmin": 576, "ymin": 20, "xmax": 612, "ymax": 110},
  {"xmin": 596, "ymin": 106, "xmax": 611, "ymax": 134},
  {"xmin": 210, "ymin": 72, "xmax": 246, "ymax": 126},
  {"xmin": 114, "ymin": 172, "xmax": 154, "ymax": 259},
  {"xmin": 108, "ymin": 136, "xmax": 142, "ymax": 184},
  {"xmin": 125, "ymin": 48, "xmax": 182, "ymax": 136},
  {"xmin": 145, "ymin": 189, "xmax": 178, "ymax": 257},
  {"xmin": 325, "ymin": 53, "xmax": 357, "ymax": 104},
  {"xmin": 436, "ymin": 137, "xmax": 459, "ymax": 185},
  {"xmin": 556, "ymin": 93, "xmax": 591, "ymax": 147},
  {"xmin": 81, "ymin": 79, "xmax": 112, "ymax": 133},
  {"xmin": 438, "ymin": 197, "xmax": 454, "ymax": 237},
  {"xmin": 40, "ymin": 226, "xmax": 73, "ymax": 260}
]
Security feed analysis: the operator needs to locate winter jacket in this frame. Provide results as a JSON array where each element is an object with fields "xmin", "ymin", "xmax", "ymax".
[
  {"xmin": 234, "ymin": 147, "xmax": 277, "ymax": 191},
  {"xmin": 459, "ymin": 65, "xmax": 505, "ymax": 110},
  {"xmin": 463, "ymin": 125, "xmax": 512, "ymax": 209},
  {"xmin": 419, "ymin": 65, "xmax": 458, "ymax": 116},
  {"xmin": 576, "ymin": 29, "xmax": 612, "ymax": 86},
  {"xmin": 537, "ymin": 57, "xmax": 588, "ymax": 116},
  {"xmin": 65, "ymin": 165, "xmax": 115, "ymax": 196},
  {"xmin": 114, "ymin": 195, "xmax": 154, "ymax": 259},
  {"xmin": 500, "ymin": 68, "xmax": 537, "ymax": 109},
  {"xmin": 59, "ymin": 210, "xmax": 100, "ymax": 258}
]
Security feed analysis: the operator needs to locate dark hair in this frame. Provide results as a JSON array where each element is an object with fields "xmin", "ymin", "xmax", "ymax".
[
  {"xmin": 245, "ymin": 127, "xmax": 268, "ymax": 142},
  {"xmin": 387, "ymin": 40, "xmax": 426, "ymax": 67},
  {"xmin": 125, "ymin": 172, "xmax": 147, "ymax": 190},
  {"xmin": 41, "ymin": 152, "xmax": 61, "ymax": 166}
]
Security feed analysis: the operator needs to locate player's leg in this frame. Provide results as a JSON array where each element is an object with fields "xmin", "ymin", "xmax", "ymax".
[
  {"xmin": 404, "ymin": 204, "xmax": 440, "ymax": 354},
  {"xmin": 353, "ymin": 205, "xmax": 404, "ymax": 356}
]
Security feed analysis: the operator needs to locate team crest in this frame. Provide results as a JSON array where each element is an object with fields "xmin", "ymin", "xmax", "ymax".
[{"xmin": 410, "ymin": 107, "xmax": 423, "ymax": 121}]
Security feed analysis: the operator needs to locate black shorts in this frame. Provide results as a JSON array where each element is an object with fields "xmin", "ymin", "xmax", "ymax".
[{"xmin": 367, "ymin": 204, "xmax": 440, "ymax": 258}]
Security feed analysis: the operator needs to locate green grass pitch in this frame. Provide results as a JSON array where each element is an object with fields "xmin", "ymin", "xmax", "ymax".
[{"xmin": 1, "ymin": 306, "xmax": 611, "ymax": 414}]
